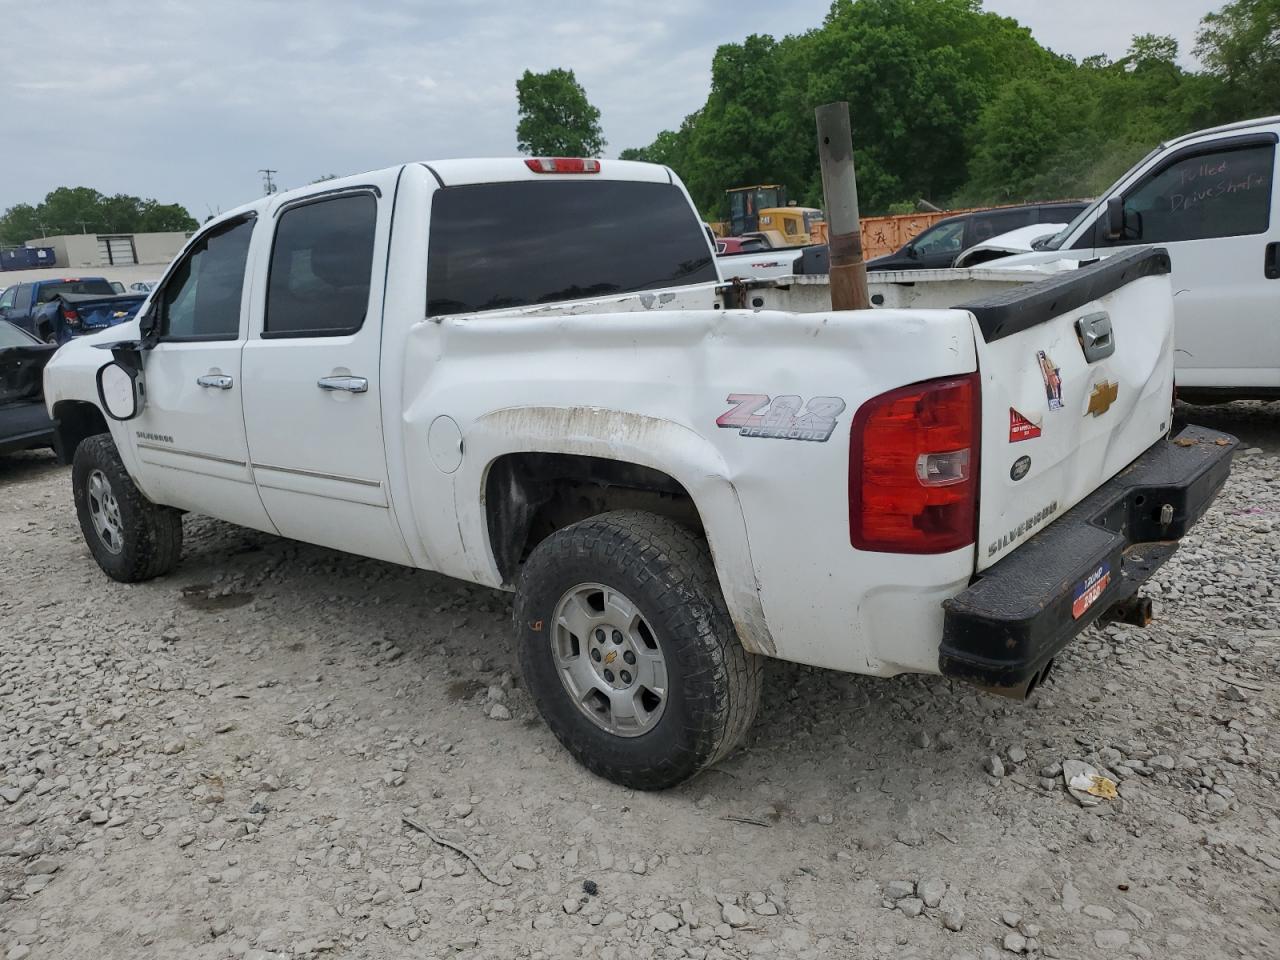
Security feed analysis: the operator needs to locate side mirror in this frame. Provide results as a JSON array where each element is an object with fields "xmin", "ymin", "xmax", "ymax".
[
  {"xmin": 1104, "ymin": 196, "xmax": 1127, "ymax": 241},
  {"xmin": 905, "ymin": 244, "xmax": 919, "ymax": 259},
  {"xmin": 96, "ymin": 361, "xmax": 145, "ymax": 421}
]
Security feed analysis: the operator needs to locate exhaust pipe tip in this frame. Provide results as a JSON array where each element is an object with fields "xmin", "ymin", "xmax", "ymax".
[{"xmin": 979, "ymin": 658, "xmax": 1056, "ymax": 701}]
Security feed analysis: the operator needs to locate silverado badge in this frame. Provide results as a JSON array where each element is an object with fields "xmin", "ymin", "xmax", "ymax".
[{"xmin": 1086, "ymin": 381, "xmax": 1119, "ymax": 417}]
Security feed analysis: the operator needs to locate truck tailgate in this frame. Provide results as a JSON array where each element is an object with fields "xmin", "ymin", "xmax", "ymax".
[
  {"xmin": 60, "ymin": 293, "xmax": 147, "ymax": 330},
  {"xmin": 961, "ymin": 248, "xmax": 1176, "ymax": 571}
]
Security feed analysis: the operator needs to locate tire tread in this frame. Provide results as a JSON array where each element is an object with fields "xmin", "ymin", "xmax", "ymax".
[
  {"xmin": 515, "ymin": 510, "xmax": 762, "ymax": 789},
  {"xmin": 73, "ymin": 433, "xmax": 183, "ymax": 583}
]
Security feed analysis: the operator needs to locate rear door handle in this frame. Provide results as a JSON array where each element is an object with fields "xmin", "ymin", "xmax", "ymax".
[
  {"xmin": 317, "ymin": 376, "xmax": 368, "ymax": 394},
  {"xmin": 197, "ymin": 374, "xmax": 233, "ymax": 389},
  {"xmin": 1266, "ymin": 242, "xmax": 1279, "ymax": 280}
]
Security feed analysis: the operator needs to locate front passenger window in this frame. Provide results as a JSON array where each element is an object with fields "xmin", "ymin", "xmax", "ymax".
[{"xmin": 161, "ymin": 217, "xmax": 255, "ymax": 340}]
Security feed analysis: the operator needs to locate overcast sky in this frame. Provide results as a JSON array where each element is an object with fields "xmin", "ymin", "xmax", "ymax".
[{"xmin": 0, "ymin": 0, "xmax": 1219, "ymax": 225}]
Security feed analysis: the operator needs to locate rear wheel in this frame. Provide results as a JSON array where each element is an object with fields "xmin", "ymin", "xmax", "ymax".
[
  {"xmin": 72, "ymin": 434, "xmax": 183, "ymax": 582},
  {"xmin": 515, "ymin": 511, "xmax": 762, "ymax": 790}
]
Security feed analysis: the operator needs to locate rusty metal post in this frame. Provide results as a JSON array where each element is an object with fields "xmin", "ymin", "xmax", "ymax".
[{"xmin": 815, "ymin": 102, "xmax": 870, "ymax": 310}]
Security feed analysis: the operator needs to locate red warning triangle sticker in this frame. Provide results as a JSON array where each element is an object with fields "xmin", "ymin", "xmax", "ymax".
[{"xmin": 1009, "ymin": 408, "xmax": 1042, "ymax": 442}]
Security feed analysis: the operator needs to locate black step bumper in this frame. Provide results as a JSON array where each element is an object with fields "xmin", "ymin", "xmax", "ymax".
[{"xmin": 940, "ymin": 425, "xmax": 1237, "ymax": 693}]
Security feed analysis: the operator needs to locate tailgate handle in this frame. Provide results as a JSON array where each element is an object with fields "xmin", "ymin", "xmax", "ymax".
[{"xmin": 1076, "ymin": 311, "xmax": 1115, "ymax": 363}]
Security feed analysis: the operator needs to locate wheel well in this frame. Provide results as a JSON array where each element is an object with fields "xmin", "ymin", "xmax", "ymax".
[
  {"xmin": 485, "ymin": 453, "xmax": 703, "ymax": 586},
  {"xmin": 51, "ymin": 400, "xmax": 108, "ymax": 464}
]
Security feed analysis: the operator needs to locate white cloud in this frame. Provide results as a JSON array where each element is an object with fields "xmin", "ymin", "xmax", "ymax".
[{"xmin": 0, "ymin": 0, "xmax": 1218, "ymax": 220}]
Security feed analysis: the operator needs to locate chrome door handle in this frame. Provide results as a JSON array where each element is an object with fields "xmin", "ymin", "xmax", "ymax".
[
  {"xmin": 197, "ymin": 374, "xmax": 233, "ymax": 389},
  {"xmin": 317, "ymin": 376, "xmax": 368, "ymax": 394}
]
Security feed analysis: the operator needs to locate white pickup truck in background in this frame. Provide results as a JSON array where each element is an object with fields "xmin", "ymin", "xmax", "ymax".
[
  {"xmin": 963, "ymin": 115, "xmax": 1280, "ymax": 399},
  {"xmin": 44, "ymin": 157, "xmax": 1235, "ymax": 789},
  {"xmin": 730, "ymin": 115, "xmax": 1280, "ymax": 401}
]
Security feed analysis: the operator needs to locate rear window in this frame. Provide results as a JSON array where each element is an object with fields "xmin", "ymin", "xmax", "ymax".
[
  {"xmin": 36, "ymin": 279, "xmax": 115, "ymax": 302},
  {"xmin": 426, "ymin": 180, "xmax": 717, "ymax": 316}
]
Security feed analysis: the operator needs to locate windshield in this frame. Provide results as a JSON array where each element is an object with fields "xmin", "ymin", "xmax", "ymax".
[{"xmin": 1041, "ymin": 145, "xmax": 1163, "ymax": 250}]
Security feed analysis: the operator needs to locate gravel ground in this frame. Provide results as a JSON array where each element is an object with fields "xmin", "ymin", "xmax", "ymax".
[{"xmin": 2, "ymin": 403, "xmax": 1278, "ymax": 960}]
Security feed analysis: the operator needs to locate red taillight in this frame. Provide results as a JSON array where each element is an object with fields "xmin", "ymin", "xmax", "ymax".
[
  {"xmin": 63, "ymin": 308, "xmax": 80, "ymax": 321},
  {"xmin": 849, "ymin": 373, "xmax": 980, "ymax": 554},
  {"xmin": 524, "ymin": 158, "xmax": 600, "ymax": 174}
]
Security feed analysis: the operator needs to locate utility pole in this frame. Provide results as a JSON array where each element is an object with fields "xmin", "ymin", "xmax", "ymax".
[
  {"xmin": 259, "ymin": 169, "xmax": 278, "ymax": 196},
  {"xmin": 815, "ymin": 102, "xmax": 870, "ymax": 311},
  {"xmin": 74, "ymin": 219, "xmax": 93, "ymax": 235}
]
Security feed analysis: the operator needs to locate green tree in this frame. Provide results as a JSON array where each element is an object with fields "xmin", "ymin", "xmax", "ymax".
[
  {"xmin": 1195, "ymin": 0, "xmax": 1280, "ymax": 116},
  {"xmin": 619, "ymin": 0, "xmax": 1272, "ymax": 218},
  {"xmin": 0, "ymin": 187, "xmax": 197, "ymax": 244},
  {"xmin": 515, "ymin": 68, "xmax": 606, "ymax": 156}
]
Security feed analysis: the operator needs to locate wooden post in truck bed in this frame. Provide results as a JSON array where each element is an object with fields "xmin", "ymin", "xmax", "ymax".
[{"xmin": 815, "ymin": 101, "xmax": 871, "ymax": 311}]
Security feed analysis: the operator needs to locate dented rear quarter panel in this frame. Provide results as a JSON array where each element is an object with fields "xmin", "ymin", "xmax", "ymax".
[{"xmin": 391, "ymin": 290, "xmax": 979, "ymax": 676}]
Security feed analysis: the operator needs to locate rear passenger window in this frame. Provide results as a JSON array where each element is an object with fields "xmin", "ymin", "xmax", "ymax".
[
  {"xmin": 1108, "ymin": 143, "xmax": 1274, "ymax": 245},
  {"xmin": 160, "ymin": 217, "xmax": 255, "ymax": 340},
  {"xmin": 265, "ymin": 193, "xmax": 377, "ymax": 337},
  {"xmin": 426, "ymin": 180, "xmax": 717, "ymax": 316}
]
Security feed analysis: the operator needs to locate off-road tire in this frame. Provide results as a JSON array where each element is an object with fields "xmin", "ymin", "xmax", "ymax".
[
  {"xmin": 72, "ymin": 433, "xmax": 183, "ymax": 583},
  {"xmin": 515, "ymin": 510, "xmax": 762, "ymax": 790}
]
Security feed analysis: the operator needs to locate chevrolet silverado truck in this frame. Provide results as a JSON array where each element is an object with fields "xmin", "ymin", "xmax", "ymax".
[
  {"xmin": 0, "ymin": 277, "xmax": 146, "ymax": 342},
  {"xmin": 42, "ymin": 158, "xmax": 1236, "ymax": 789}
]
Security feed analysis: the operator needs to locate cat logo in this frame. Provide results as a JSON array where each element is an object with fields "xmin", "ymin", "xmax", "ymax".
[{"xmin": 1086, "ymin": 381, "xmax": 1119, "ymax": 417}]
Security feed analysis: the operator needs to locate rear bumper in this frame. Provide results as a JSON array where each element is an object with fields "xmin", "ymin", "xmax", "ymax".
[{"xmin": 939, "ymin": 425, "xmax": 1237, "ymax": 693}]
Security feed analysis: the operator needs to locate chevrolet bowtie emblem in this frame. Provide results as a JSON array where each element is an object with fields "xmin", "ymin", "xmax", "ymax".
[
  {"xmin": 604, "ymin": 650, "xmax": 618, "ymax": 665},
  {"xmin": 1086, "ymin": 380, "xmax": 1119, "ymax": 417}
]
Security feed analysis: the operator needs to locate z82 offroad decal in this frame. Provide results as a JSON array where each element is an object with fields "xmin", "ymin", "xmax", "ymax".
[{"xmin": 716, "ymin": 394, "xmax": 846, "ymax": 442}]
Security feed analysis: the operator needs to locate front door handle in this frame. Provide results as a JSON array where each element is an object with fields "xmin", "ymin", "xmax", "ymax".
[
  {"xmin": 317, "ymin": 376, "xmax": 368, "ymax": 394},
  {"xmin": 197, "ymin": 374, "xmax": 233, "ymax": 389},
  {"xmin": 1266, "ymin": 242, "xmax": 1279, "ymax": 280}
]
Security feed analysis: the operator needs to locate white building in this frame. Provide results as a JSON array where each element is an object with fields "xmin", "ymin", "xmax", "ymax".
[{"xmin": 23, "ymin": 231, "xmax": 192, "ymax": 269}]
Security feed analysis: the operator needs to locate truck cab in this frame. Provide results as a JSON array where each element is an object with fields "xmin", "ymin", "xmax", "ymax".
[{"xmin": 999, "ymin": 115, "xmax": 1280, "ymax": 399}]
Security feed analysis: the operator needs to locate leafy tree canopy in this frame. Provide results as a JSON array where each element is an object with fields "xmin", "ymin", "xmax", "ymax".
[
  {"xmin": 1195, "ymin": 0, "xmax": 1280, "ymax": 116},
  {"xmin": 516, "ymin": 68, "xmax": 606, "ymax": 157},
  {"xmin": 619, "ymin": 0, "xmax": 1278, "ymax": 218},
  {"xmin": 0, "ymin": 187, "xmax": 197, "ymax": 245}
]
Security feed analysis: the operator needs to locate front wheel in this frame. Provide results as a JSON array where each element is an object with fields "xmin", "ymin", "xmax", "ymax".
[
  {"xmin": 72, "ymin": 433, "xmax": 183, "ymax": 582},
  {"xmin": 515, "ymin": 511, "xmax": 762, "ymax": 790}
]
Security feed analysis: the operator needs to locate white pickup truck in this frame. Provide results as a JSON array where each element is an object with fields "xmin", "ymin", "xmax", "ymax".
[
  {"xmin": 44, "ymin": 157, "xmax": 1236, "ymax": 789},
  {"xmin": 975, "ymin": 114, "xmax": 1280, "ymax": 399}
]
